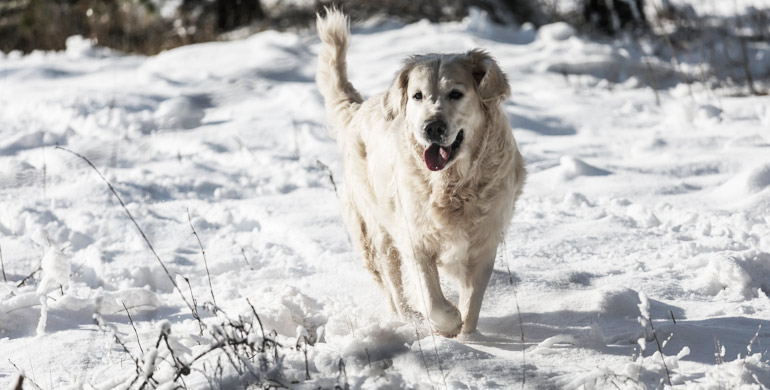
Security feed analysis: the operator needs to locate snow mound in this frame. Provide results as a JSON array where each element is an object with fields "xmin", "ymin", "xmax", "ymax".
[
  {"xmin": 537, "ymin": 22, "xmax": 576, "ymax": 42},
  {"xmin": 740, "ymin": 164, "xmax": 770, "ymax": 193},
  {"xmin": 154, "ymin": 96, "xmax": 207, "ymax": 130},
  {"xmin": 595, "ymin": 287, "xmax": 642, "ymax": 319},
  {"xmin": 562, "ymin": 191, "xmax": 593, "ymax": 208},
  {"xmin": 627, "ymin": 204, "xmax": 662, "ymax": 228},
  {"xmin": 559, "ymin": 155, "xmax": 612, "ymax": 180},
  {"xmin": 318, "ymin": 319, "xmax": 413, "ymax": 372},
  {"xmin": 690, "ymin": 251, "xmax": 770, "ymax": 300},
  {"xmin": 714, "ymin": 163, "xmax": 770, "ymax": 201},
  {"xmin": 250, "ymin": 286, "xmax": 326, "ymax": 338},
  {"xmin": 696, "ymin": 104, "xmax": 722, "ymax": 122}
]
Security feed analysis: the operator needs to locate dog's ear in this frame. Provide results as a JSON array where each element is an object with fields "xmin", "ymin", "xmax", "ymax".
[
  {"xmin": 382, "ymin": 59, "xmax": 416, "ymax": 121},
  {"xmin": 466, "ymin": 49, "xmax": 510, "ymax": 109}
]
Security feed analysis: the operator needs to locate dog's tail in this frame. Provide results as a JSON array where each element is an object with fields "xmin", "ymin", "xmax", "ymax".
[{"xmin": 316, "ymin": 8, "xmax": 363, "ymax": 138}]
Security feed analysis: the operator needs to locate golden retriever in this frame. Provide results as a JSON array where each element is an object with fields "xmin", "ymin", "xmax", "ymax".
[{"xmin": 316, "ymin": 9, "xmax": 526, "ymax": 336}]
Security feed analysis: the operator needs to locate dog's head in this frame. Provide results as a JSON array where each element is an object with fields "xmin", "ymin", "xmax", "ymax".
[{"xmin": 382, "ymin": 49, "xmax": 510, "ymax": 172}]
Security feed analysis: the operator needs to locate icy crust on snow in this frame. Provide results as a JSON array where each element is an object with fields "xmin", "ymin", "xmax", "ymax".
[{"xmin": 1, "ymin": 8, "xmax": 770, "ymax": 390}]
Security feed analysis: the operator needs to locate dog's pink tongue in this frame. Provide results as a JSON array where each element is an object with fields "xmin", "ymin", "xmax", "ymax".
[{"xmin": 424, "ymin": 144, "xmax": 451, "ymax": 171}]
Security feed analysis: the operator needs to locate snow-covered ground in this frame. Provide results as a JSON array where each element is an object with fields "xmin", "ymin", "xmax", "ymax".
[{"xmin": 1, "ymin": 10, "xmax": 769, "ymax": 390}]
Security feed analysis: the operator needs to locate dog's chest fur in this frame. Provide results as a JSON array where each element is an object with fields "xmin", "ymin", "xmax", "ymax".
[{"xmin": 404, "ymin": 140, "xmax": 511, "ymax": 266}]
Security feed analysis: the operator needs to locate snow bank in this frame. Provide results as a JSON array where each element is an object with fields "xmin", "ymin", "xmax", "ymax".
[{"xmin": 1, "ymin": 7, "xmax": 770, "ymax": 390}]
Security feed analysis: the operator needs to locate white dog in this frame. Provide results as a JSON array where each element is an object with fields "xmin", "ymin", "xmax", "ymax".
[{"xmin": 316, "ymin": 10, "xmax": 526, "ymax": 336}]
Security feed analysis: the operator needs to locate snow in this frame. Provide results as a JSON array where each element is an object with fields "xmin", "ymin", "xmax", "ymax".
[{"xmin": 1, "ymin": 9, "xmax": 770, "ymax": 390}]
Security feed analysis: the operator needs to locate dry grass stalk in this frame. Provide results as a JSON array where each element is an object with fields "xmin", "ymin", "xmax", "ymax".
[
  {"xmin": 55, "ymin": 146, "xmax": 201, "ymax": 326},
  {"xmin": 186, "ymin": 207, "xmax": 217, "ymax": 307}
]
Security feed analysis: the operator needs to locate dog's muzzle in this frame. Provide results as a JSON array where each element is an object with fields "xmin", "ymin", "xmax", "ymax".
[{"xmin": 423, "ymin": 129, "xmax": 464, "ymax": 172}]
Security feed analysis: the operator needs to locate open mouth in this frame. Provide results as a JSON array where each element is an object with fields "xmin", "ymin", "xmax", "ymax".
[{"xmin": 423, "ymin": 130, "xmax": 464, "ymax": 172}]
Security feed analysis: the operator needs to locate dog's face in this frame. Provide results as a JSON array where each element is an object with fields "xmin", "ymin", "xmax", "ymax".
[{"xmin": 382, "ymin": 50, "xmax": 510, "ymax": 172}]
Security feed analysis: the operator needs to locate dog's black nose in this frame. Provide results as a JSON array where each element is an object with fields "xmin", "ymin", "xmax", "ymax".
[{"xmin": 424, "ymin": 119, "xmax": 447, "ymax": 143}]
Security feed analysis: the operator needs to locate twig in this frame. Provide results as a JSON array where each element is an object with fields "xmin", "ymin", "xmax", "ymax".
[
  {"xmin": 503, "ymin": 238, "xmax": 526, "ymax": 389},
  {"xmin": 733, "ymin": 0, "xmax": 762, "ymax": 96},
  {"xmin": 41, "ymin": 146, "xmax": 47, "ymax": 199},
  {"xmin": 162, "ymin": 331, "xmax": 190, "ymax": 377},
  {"xmin": 93, "ymin": 313, "xmax": 140, "ymax": 364},
  {"xmin": 246, "ymin": 298, "xmax": 268, "ymax": 350},
  {"xmin": 8, "ymin": 361, "xmax": 42, "ymax": 390},
  {"xmin": 55, "ymin": 146, "xmax": 197, "ymax": 318},
  {"xmin": 669, "ymin": 310, "xmax": 676, "ymax": 324},
  {"xmin": 296, "ymin": 335, "xmax": 311, "ymax": 380},
  {"xmin": 747, "ymin": 324, "xmax": 762, "ymax": 355},
  {"xmin": 240, "ymin": 247, "xmax": 254, "ymax": 270},
  {"xmin": 411, "ymin": 322, "xmax": 435, "ymax": 388},
  {"xmin": 17, "ymin": 265, "xmax": 41, "ymax": 288},
  {"xmin": 714, "ymin": 335, "xmax": 724, "ymax": 365},
  {"xmin": 1, "ymin": 242, "xmax": 6, "ymax": 282},
  {"xmin": 12, "ymin": 373, "xmax": 24, "ymax": 390},
  {"xmin": 630, "ymin": 31, "xmax": 661, "ymax": 106},
  {"xmin": 336, "ymin": 358, "xmax": 350, "ymax": 390},
  {"xmin": 651, "ymin": 1, "xmax": 695, "ymax": 102},
  {"xmin": 181, "ymin": 276, "xmax": 206, "ymax": 335},
  {"xmin": 187, "ymin": 207, "xmax": 217, "ymax": 307},
  {"xmin": 316, "ymin": 160, "xmax": 339, "ymax": 197},
  {"xmin": 648, "ymin": 318, "xmax": 672, "ymax": 386},
  {"xmin": 121, "ymin": 300, "xmax": 144, "ymax": 354},
  {"xmin": 292, "ymin": 117, "xmax": 301, "ymax": 160}
]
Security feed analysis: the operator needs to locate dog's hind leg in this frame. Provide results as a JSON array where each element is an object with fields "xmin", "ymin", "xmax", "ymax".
[
  {"xmin": 379, "ymin": 236, "xmax": 421, "ymax": 319},
  {"xmin": 355, "ymin": 219, "xmax": 399, "ymax": 313}
]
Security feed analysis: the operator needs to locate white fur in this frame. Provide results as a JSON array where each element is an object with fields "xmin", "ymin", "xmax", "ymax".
[{"xmin": 316, "ymin": 9, "xmax": 526, "ymax": 336}]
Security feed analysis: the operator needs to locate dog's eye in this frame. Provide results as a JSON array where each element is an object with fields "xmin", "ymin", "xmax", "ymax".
[
  {"xmin": 413, "ymin": 92, "xmax": 423, "ymax": 101},
  {"xmin": 449, "ymin": 90, "xmax": 463, "ymax": 100}
]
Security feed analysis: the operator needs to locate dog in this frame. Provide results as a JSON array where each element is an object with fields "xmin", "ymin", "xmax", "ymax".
[{"xmin": 316, "ymin": 9, "xmax": 526, "ymax": 336}]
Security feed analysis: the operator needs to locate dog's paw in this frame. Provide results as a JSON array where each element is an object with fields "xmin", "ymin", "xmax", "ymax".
[{"xmin": 429, "ymin": 302, "xmax": 463, "ymax": 337}]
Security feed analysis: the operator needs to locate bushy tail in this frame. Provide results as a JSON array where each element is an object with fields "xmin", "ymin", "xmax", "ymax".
[{"xmin": 316, "ymin": 8, "xmax": 362, "ymax": 137}]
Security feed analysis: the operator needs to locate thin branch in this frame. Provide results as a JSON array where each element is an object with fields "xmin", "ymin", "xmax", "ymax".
[
  {"xmin": 186, "ymin": 207, "xmax": 217, "ymax": 307},
  {"xmin": 41, "ymin": 146, "xmax": 47, "ymax": 199},
  {"xmin": 733, "ymin": 0, "xmax": 763, "ymax": 96},
  {"xmin": 651, "ymin": 1, "xmax": 695, "ymax": 101},
  {"xmin": 648, "ymin": 317, "xmax": 672, "ymax": 386},
  {"xmin": 121, "ymin": 300, "xmax": 144, "ymax": 354},
  {"xmin": 411, "ymin": 321, "xmax": 435, "ymax": 388},
  {"xmin": 181, "ymin": 275, "xmax": 206, "ymax": 335},
  {"xmin": 1, "ymin": 242, "xmax": 6, "ymax": 282},
  {"xmin": 240, "ymin": 247, "xmax": 254, "ymax": 270},
  {"xmin": 246, "ymin": 298, "xmax": 268, "ymax": 350},
  {"xmin": 8, "ymin": 361, "xmax": 42, "ymax": 390},
  {"xmin": 292, "ymin": 117, "xmax": 301, "ymax": 160},
  {"xmin": 17, "ymin": 265, "xmax": 41, "ymax": 288},
  {"xmin": 12, "ymin": 374, "xmax": 24, "ymax": 390},
  {"xmin": 503, "ymin": 238, "xmax": 526, "ymax": 389},
  {"xmin": 316, "ymin": 160, "xmax": 339, "ymax": 197}
]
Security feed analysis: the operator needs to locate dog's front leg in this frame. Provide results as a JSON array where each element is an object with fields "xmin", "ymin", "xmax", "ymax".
[
  {"xmin": 407, "ymin": 251, "xmax": 463, "ymax": 337},
  {"xmin": 458, "ymin": 255, "xmax": 495, "ymax": 334}
]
